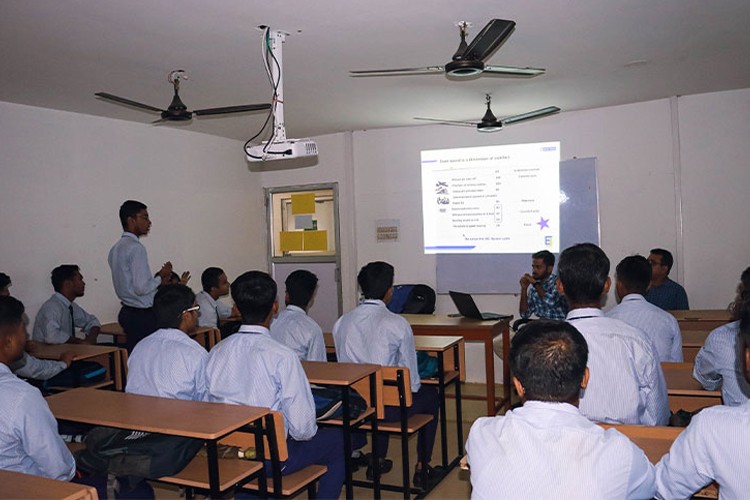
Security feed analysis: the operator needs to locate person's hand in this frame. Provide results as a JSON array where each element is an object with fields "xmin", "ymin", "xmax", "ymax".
[
  {"xmin": 84, "ymin": 326, "xmax": 100, "ymax": 345},
  {"xmin": 520, "ymin": 274, "xmax": 535, "ymax": 288},
  {"xmin": 180, "ymin": 271, "xmax": 191, "ymax": 285},
  {"xmin": 60, "ymin": 351, "xmax": 76, "ymax": 368},
  {"xmin": 25, "ymin": 340, "xmax": 39, "ymax": 354},
  {"xmin": 158, "ymin": 261, "xmax": 173, "ymax": 282}
]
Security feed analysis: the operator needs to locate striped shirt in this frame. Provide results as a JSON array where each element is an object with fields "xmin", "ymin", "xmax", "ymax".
[
  {"xmin": 10, "ymin": 352, "xmax": 66, "ymax": 380},
  {"xmin": 126, "ymin": 328, "xmax": 209, "ymax": 402},
  {"xmin": 466, "ymin": 401, "xmax": 655, "ymax": 499},
  {"xmin": 606, "ymin": 294, "xmax": 683, "ymax": 362},
  {"xmin": 656, "ymin": 400, "xmax": 750, "ymax": 499},
  {"xmin": 108, "ymin": 232, "xmax": 161, "ymax": 308},
  {"xmin": 32, "ymin": 293, "xmax": 100, "ymax": 344},
  {"xmin": 270, "ymin": 305, "xmax": 326, "ymax": 362},
  {"xmin": 333, "ymin": 299, "xmax": 421, "ymax": 392},
  {"xmin": 520, "ymin": 273, "xmax": 568, "ymax": 320},
  {"xmin": 693, "ymin": 320, "xmax": 750, "ymax": 406},
  {"xmin": 567, "ymin": 308, "xmax": 670, "ymax": 425},
  {"xmin": 0, "ymin": 364, "xmax": 75, "ymax": 480},
  {"xmin": 195, "ymin": 291, "xmax": 233, "ymax": 329},
  {"xmin": 206, "ymin": 325, "xmax": 317, "ymax": 441}
]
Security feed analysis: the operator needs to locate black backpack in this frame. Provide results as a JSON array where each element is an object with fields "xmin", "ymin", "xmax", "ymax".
[{"xmin": 387, "ymin": 284, "xmax": 436, "ymax": 315}]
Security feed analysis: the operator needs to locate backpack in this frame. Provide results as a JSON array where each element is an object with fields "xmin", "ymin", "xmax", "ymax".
[
  {"xmin": 386, "ymin": 284, "xmax": 436, "ymax": 315},
  {"xmin": 75, "ymin": 426, "xmax": 204, "ymax": 480},
  {"xmin": 311, "ymin": 385, "xmax": 368, "ymax": 421}
]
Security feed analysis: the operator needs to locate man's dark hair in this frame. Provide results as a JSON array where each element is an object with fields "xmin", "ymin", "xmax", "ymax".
[
  {"xmin": 650, "ymin": 248, "xmax": 674, "ymax": 274},
  {"xmin": 201, "ymin": 267, "xmax": 225, "ymax": 293},
  {"xmin": 0, "ymin": 296, "xmax": 25, "ymax": 332},
  {"xmin": 532, "ymin": 250, "xmax": 555, "ymax": 267},
  {"xmin": 153, "ymin": 284, "xmax": 196, "ymax": 329},
  {"xmin": 0, "ymin": 273, "xmax": 10, "ymax": 291},
  {"xmin": 119, "ymin": 200, "xmax": 147, "ymax": 230},
  {"xmin": 510, "ymin": 320, "xmax": 589, "ymax": 404},
  {"xmin": 616, "ymin": 255, "xmax": 652, "ymax": 295},
  {"xmin": 285, "ymin": 270, "xmax": 318, "ymax": 309},
  {"xmin": 51, "ymin": 264, "xmax": 80, "ymax": 292},
  {"xmin": 232, "ymin": 271, "xmax": 277, "ymax": 324},
  {"xmin": 558, "ymin": 243, "xmax": 610, "ymax": 304},
  {"xmin": 731, "ymin": 266, "xmax": 750, "ymax": 322},
  {"xmin": 357, "ymin": 261, "xmax": 394, "ymax": 300}
]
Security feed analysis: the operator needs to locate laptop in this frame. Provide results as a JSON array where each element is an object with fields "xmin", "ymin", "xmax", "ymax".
[{"xmin": 449, "ymin": 291, "xmax": 511, "ymax": 321}]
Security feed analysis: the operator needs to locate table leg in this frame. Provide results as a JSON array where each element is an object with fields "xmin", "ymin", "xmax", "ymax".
[
  {"xmin": 342, "ymin": 387, "xmax": 353, "ymax": 499},
  {"xmin": 206, "ymin": 440, "xmax": 219, "ymax": 498},
  {"xmin": 484, "ymin": 336, "xmax": 495, "ymax": 416},
  {"xmin": 452, "ymin": 344, "xmax": 464, "ymax": 456},
  {"xmin": 112, "ymin": 350, "xmax": 122, "ymax": 391},
  {"xmin": 369, "ymin": 372, "xmax": 381, "ymax": 499},
  {"xmin": 436, "ymin": 352, "xmax": 448, "ymax": 468}
]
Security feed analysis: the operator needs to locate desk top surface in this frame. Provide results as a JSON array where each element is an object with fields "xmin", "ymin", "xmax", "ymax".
[
  {"xmin": 662, "ymin": 362, "xmax": 721, "ymax": 396},
  {"xmin": 0, "ymin": 469, "xmax": 98, "ymax": 500},
  {"xmin": 402, "ymin": 314, "xmax": 509, "ymax": 329},
  {"xmin": 414, "ymin": 335, "xmax": 463, "ymax": 351},
  {"xmin": 99, "ymin": 322, "xmax": 215, "ymax": 337},
  {"xmin": 302, "ymin": 360, "xmax": 379, "ymax": 385},
  {"xmin": 599, "ymin": 424, "xmax": 683, "ymax": 464},
  {"xmin": 46, "ymin": 388, "xmax": 268, "ymax": 439},
  {"xmin": 31, "ymin": 343, "xmax": 120, "ymax": 361},
  {"xmin": 670, "ymin": 309, "xmax": 731, "ymax": 321}
]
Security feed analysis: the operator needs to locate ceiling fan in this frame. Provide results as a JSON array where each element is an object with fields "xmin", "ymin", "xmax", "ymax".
[
  {"xmin": 350, "ymin": 19, "xmax": 545, "ymax": 78},
  {"xmin": 414, "ymin": 94, "xmax": 560, "ymax": 132},
  {"xmin": 95, "ymin": 70, "xmax": 271, "ymax": 123}
]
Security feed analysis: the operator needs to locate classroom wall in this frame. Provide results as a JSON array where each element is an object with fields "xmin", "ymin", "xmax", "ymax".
[{"xmin": 0, "ymin": 101, "xmax": 267, "ymax": 326}]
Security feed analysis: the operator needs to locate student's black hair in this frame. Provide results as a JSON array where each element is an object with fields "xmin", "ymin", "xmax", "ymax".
[
  {"xmin": 201, "ymin": 267, "xmax": 225, "ymax": 293},
  {"xmin": 532, "ymin": 250, "xmax": 555, "ymax": 267},
  {"xmin": 0, "ymin": 273, "xmax": 10, "ymax": 291},
  {"xmin": 558, "ymin": 243, "xmax": 610, "ymax": 304},
  {"xmin": 357, "ymin": 261, "xmax": 394, "ymax": 300},
  {"xmin": 153, "ymin": 284, "xmax": 196, "ymax": 329},
  {"xmin": 119, "ymin": 200, "xmax": 147, "ymax": 230},
  {"xmin": 510, "ymin": 320, "xmax": 589, "ymax": 404},
  {"xmin": 285, "ymin": 270, "xmax": 318, "ymax": 309},
  {"xmin": 231, "ymin": 271, "xmax": 277, "ymax": 324},
  {"xmin": 650, "ymin": 248, "xmax": 674, "ymax": 274},
  {"xmin": 615, "ymin": 255, "xmax": 652, "ymax": 295},
  {"xmin": 731, "ymin": 266, "xmax": 750, "ymax": 323},
  {"xmin": 0, "ymin": 296, "xmax": 25, "ymax": 333},
  {"xmin": 51, "ymin": 264, "xmax": 80, "ymax": 293}
]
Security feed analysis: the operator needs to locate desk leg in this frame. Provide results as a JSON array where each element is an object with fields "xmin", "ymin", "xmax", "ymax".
[
  {"xmin": 342, "ymin": 387, "xmax": 353, "ymax": 500},
  {"xmin": 370, "ymin": 372, "xmax": 381, "ymax": 499},
  {"xmin": 112, "ymin": 351, "xmax": 122, "ymax": 391},
  {"xmin": 501, "ymin": 325, "xmax": 510, "ymax": 413},
  {"xmin": 453, "ymin": 344, "xmax": 464, "ymax": 456},
  {"xmin": 484, "ymin": 336, "xmax": 495, "ymax": 416},
  {"xmin": 436, "ymin": 352, "xmax": 448, "ymax": 468},
  {"xmin": 206, "ymin": 440, "xmax": 219, "ymax": 498}
]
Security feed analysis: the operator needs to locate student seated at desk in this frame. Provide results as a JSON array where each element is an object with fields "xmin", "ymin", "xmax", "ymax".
[
  {"xmin": 333, "ymin": 261, "xmax": 440, "ymax": 487},
  {"xmin": 559, "ymin": 244, "xmax": 669, "ymax": 425},
  {"xmin": 693, "ymin": 266, "xmax": 750, "ymax": 406},
  {"xmin": 195, "ymin": 267, "xmax": 238, "ymax": 329},
  {"xmin": 0, "ymin": 296, "xmax": 76, "ymax": 480},
  {"xmin": 206, "ymin": 271, "xmax": 344, "ymax": 499},
  {"xmin": 656, "ymin": 289, "xmax": 750, "ymax": 498},
  {"xmin": 270, "ymin": 269, "xmax": 326, "ymax": 362},
  {"xmin": 126, "ymin": 284, "xmax": 208, "ymax": 401},
  {"xmin": 32, "ymin": 265, "xmax": 100, "ymax": 345},
  {"xmin": 466, "ymin": 320, "xmax": 656, "ymax": 499},
  {"xmin": 607, "ymin": 255, "xmax": 683, "ymax": 362}
]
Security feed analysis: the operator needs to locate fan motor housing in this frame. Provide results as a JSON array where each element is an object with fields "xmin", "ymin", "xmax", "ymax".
[{"xmin": 445, "ymin": 59, "xmax": 484, "ymax": 77}]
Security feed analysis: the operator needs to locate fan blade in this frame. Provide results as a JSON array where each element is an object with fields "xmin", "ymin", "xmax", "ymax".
[
  {"xmin": 95, "ymin": 92, "xmax": 164, "ymax": 113},
  {"xmin": 349, "ymin": 66, "xmax": 444, "ymax": 77},
  {"xmin": 501, "ymin": 106, "xmax": 561, "ymax": 125},
  {"xmin": 460, "ymin": 19, "xmax": 515, "ymax": 62},
  {"xmin": 483, "ymin": 65, "xmax": 545, "ymax": 77},
  {"xmin": 193, "ymin": 103, "xmax": 272, "ymax": 116},
  {"xmin": 414, "ymin": 117, "xmax": 476, "ymax": 127}
]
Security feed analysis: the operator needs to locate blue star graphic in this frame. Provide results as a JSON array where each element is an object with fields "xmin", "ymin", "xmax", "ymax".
[{"xmin": 537, "ymin": 217, "xmax": 550, "ymax": 230}]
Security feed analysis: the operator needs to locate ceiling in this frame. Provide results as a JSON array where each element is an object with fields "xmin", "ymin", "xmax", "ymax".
[{"xmin": 2, "ymin": 1, "xmax": 749, "ymax": 141}]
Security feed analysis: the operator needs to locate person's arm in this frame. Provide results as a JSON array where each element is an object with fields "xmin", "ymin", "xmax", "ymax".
[
  {"xmin": 655, "ymin": 416, "xmax": 714, "ymax": 499},
  {"xmin": 130, "ymin": 244, "xmax": 163, "ymax": 296},
  {"xmin": 639, "ymin": 348, "xmax": 671, "ymax": 426},
  {"xmin": 668, "ymin": 318, "xmax": 684, "ymax": 362},
  {"xmin": 32, "ymin": 306, "xmax": 69, "ymax": 344},
  {"xmin": 308, "ymin": 325, "xmax": 327, "ymax": 362},
  {"xmin": 519, "ymin": 274, "xmax": 533, "ymax": 318},
  {"xmin": 693, "ymin": 337, "xmax": 721, "ymax": 390},
  {"xmin": 278, "ymin": 355, "xmax": 318, "ymax": 441},
  {"xmin": 72, "ymin": 303, "xmax": 100, "ymax": 344},
  {"xmin": 624, "ymin": 439, "xmax": 657, "ymax": 500},
  {"xmin": 216, "ymin": 300, "xmax": 233, "ymax": 319},
  {"xmin": 396, "ymin": 322, "xmax": 422, "ymax": 393},
  {"xmin": 11, "ymin": 352, "xmax": 69, "ymax": 380},
  {"xmin": 20, "ymin": 390, "xmax": 76, "ymax": 480}
]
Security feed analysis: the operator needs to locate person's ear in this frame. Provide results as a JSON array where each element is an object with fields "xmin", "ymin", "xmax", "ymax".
[
  {"xmin": 603, "ymin": 276, "xmax": 611, "ymax": 295},
  {"xmin": 512, "ymin": 376, "xmax": 525, "ymax": 398},
  {"xmin": 581, "ymin": 367, "xmax": 590, "ymax": 390},
  {"xmin": 556, "ymin": 278, "xmax": 565, "ymax": 296}
]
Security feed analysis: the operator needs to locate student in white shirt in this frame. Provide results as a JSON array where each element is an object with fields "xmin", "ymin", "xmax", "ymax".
[
  {"xmin": 271, "ymin": 270, "xmax": 326, "ymax": 362},
  {"xmin": 195, "ymin": 267, "xmax": 236, "ymax": 329}
]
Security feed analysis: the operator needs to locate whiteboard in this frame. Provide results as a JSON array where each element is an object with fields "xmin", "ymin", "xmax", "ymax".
[{"xmin": 436, "ymin": 157, "xmax": 599, "ymax": 294}]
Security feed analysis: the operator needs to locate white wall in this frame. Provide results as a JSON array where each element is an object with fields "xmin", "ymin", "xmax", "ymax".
[{"xmin": 0, "ymin": 101, "xmax": 267, "ymax": 326}]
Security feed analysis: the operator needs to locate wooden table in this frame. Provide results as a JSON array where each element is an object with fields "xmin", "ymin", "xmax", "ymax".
[
  {"xmin": 46, "ymin": 388, "xmax": 268, "ymax": 497},
  {"xmin": 403, "ymin": 314, "xmax": 511, "ymax": 416},
  {"xmin": 302, "ymin": 361, "xmax": 381, "ymax": 499},
  {"xmin": 31, "ymin": 343, "xmax": 127, "ymax": 391},
  {"xmin": 0, "ymin": 469, "xmax": 99, "ymax": 500},
  {"xmin": 681, "ymin": 328, "xmax": 711, "ymax": 363},
  {"xmin": 99, "ymin": 322, "xmax": 221, "ymax": 350},
  {"xmin": 415, "ymin": 335, "xmax": 465, "ymax": 471},
  {"xmin": 670, "ymin": 309, "xmax": 731, "ymax": 332},
  {"xmin": 662, "ymin": 362, "xmax": 722, "ymax": 412}
]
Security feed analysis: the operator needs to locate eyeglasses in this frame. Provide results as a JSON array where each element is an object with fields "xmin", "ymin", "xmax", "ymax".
[{"xmin": 180, "ymin": 305, "xmax": 200, "ymax": 317}]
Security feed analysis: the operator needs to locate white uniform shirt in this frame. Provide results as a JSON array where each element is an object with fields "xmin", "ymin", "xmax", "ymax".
[
  {"xmin": 195, "ymin": 290, "xmax": 233, "ymax": 329},
  {"xmin": 693, "ymin": 320, "xmax": 750, "ymax": 406},
  {"xmin": 108, "ymin": 232, "xmax": 160, "ymax": 308},
  {"xmin": 607, "ymin": 294, "xmax": 683, "ymax": 362},
  {"xmin": 270, "ymin": 305, "xmax": 326, "ymax": 362},
  {"xmin": 31, "ymin": 293, "xmax": 100, "ymax": 344},
  {"xmin": 466, "ymin": 401, "xmax": 656, "ymax": 499},
  {"xmin": 333, "ymin": 299, "xmax": 421, "ymax": 392}
]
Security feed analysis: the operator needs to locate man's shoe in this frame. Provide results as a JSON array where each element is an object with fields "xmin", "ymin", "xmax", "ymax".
[
  {"xmin": 351, "ymin": 451, "xmax": 370, "ymax": 472},
  {"xmin": 365, "ymin": 457, "xmax": 393, "ymax": 480},
  {"xmin": 412, "ymin": 464, "xmax": 444, "ymax": 490}
]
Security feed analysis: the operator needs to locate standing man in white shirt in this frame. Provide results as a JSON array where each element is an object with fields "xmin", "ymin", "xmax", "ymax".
[
  {"xmin": 466, "ymin": 320, "xmax": 656, "ymax": 499},
  {"xmin": 559, "ymin": 243, "xmax": 670, "ymax": 425},
  {"xmin": 607, "ymin": 255, "xmax": 683, "ymax": 362},
  {"xmin": 271, "ymin": 270, "xmax": 326, "ymax": 362},
  {"xmin": 32, "ymin": 265, "xmax": 100, "ymax": 345},
  {"xmin": 108, "ymin": 200, "xmax": 175, "ymax": 352},
  {"xmin": 195, "ymin": 267, "xmax": 236, "ymax": 329}
]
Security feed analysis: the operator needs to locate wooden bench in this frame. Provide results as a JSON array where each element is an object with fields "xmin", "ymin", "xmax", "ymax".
[{"xmin": 0, "ymin": 469, "xmax": 99, "ymax": 500}]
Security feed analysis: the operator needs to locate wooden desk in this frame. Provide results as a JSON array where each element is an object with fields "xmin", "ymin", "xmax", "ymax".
[
  {"xmin": 31, "ymin": 343, "xmax": 127, "ymax": 391},
  {"xmin": 415, "ymin": 335, "xmax": 465, "ymax": 471},
  {"xmin": 46, "ymin": 388, "xmax": 268, "ymax": 497},
  {"xmin": 403, "ymin": 314, "xmax": 511, "ymax": 416},
  {"xmin": 662, "ymin": 362, "xmax": 722, "ymax": 412},
  {"xmin": 99, "ymin": 322, "xmax": 220, "ymax": 350},
  {"xmin": 681, "ymin": 328, "xmax": 711, "ymax": 363},
  {"xmin": 302, "ymin": 361, "xmax": 381, "ymax": 499},
  {"xmin": 670, "ymin": 309, "xmax": 731, "ymax": 332},
  {"xmin": 0, "ymin": 469, "xmax": 98, "ymax": 500}
]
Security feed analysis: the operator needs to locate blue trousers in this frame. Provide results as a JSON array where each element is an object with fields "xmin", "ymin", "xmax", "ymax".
[{"xmin": 375, "ymin": 385, "xmax": 439, "ymax": 464}]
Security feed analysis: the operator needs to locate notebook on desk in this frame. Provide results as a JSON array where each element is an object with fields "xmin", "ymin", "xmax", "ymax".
[{"xmin": 448, "ymin": 291, "xmax": 510, "ymax": 321}]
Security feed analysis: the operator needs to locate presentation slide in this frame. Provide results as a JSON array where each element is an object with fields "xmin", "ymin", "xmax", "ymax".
[{"xmin": 421, "ymin": 141, "xmax": 561, "ymax": 254}]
